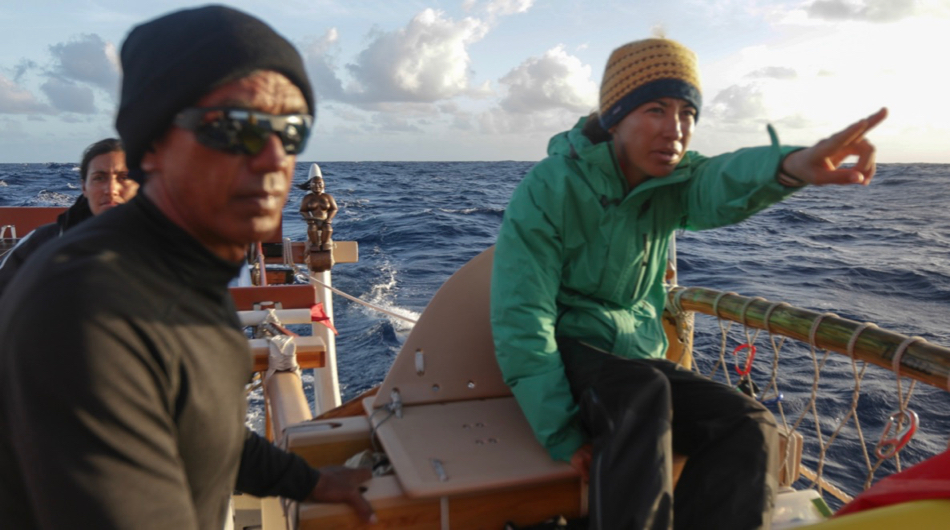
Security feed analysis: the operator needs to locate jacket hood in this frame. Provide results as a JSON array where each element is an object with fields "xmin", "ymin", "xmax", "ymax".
[{"xmin": 546, "ymin": 114, "xmax": 607, "ymax": 158}]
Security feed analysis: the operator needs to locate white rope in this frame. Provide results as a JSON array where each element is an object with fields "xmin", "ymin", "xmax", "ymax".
[
  {"xmin": 759, "ymin": 302, "xmax": 789, "ymax": 405},
  {"xmin": 879, "ymin": 337, "xmax": 923, "ymax": 473},
  {"xmin": 262, "ymin": 309, "xmax": 301, "ymax": 380},
  {"xmin": 842, "ymin": 323, "xmax": 875, "ymax": 481},
  {"xmin": 309, "ymin": 274, "xmax": 418, "ymax": 324},
  {"xmin": 733, "ymin": 297, "xmax": 767, "ymax": 391},
  {"xmin": 266, "ymin": 334, "xmax": 300, "ymax": 380},
  {"xmin": 794, "ymin": 313, "xmax": 837, "ymax": 498},
  {"xmin": 739, "ymin": 296, "xmax": 767, "ymax": 347},
  {"xmin": 709, "ymin": 291, "xmax": 738, "ymax": 384}
]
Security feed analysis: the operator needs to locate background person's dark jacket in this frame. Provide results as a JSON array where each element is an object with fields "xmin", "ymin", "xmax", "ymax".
[{"xmin": 0, "ymin": 195, "xmax": 93, "ymax": 298}]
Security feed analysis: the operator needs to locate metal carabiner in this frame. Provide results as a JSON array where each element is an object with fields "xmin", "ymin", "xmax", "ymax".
[
  {"xmin": 875, "ymin": 409, "xmax": 919, "ymax": 460},
  {"xmin": 732, "ymin": 343, "xmax": 757, "ymax": 376}
]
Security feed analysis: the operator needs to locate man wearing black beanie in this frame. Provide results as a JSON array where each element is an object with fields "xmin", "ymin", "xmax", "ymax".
[{"xmin": 0, "ymin": 5, "xmax": 374, "ymax": 529}]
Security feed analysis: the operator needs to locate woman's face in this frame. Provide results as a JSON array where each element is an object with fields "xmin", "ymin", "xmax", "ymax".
[
  {"xmin": 610, "ymin": 97, "xmax": 696, "ymax": 188},
  {"xmin": 82, "ymin": 150, "xmax": 138, "ymax": 216}
]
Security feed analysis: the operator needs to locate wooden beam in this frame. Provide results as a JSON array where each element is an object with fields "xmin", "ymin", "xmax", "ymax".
[
  {"xmin": 230, "ymin": 284, "xmax": 317, "ymax": 311},
  {"xmin": 669, "ymin": 287, "xmax": 950, "ymax": 390},
  {"xmin": 313, "ymin": 386, "xmax": 379, "ymax": 420},
  {"xmin": 262, "ymin": 241, "xmax": 360, "ymax": 266},
  {"xmin": 265, "ymin": 371, "xmax": 313, "ymax": 443}
]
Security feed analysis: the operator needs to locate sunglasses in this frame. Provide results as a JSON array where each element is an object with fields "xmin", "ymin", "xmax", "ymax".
[{"xmin": 173, "ymin": 106, "xmax": 312, "ymax": 156}]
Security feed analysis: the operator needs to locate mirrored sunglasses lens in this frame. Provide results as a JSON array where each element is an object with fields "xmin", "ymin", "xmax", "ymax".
[
  {"xmin": 279, "ymin": 118, "xmax": 310, "ymax": 154},
  {"xmin": 237, "ymin": 124, "xmax": 270, "ymax": 155},
  {"xmin": 187, "ymin": 109, "xmax": 310, "ymax": 155}
]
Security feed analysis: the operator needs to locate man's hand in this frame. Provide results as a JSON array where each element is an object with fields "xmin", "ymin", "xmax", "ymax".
[
  {"xmin": 307, "ymin": 466, "xmax": 376, "ymax": 523},
  {"xmin": 570, "ymin": 444, "xmax": 593, "ymax": 483},
  {"xmin": 782, "ymin": 107, "xmax": 888, "ymax": 186}
]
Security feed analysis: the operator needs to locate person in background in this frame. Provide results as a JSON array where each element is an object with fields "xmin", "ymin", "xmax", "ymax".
[
  {"xmin": 0, "ymin": 138, "xmax": 136, "ymax": 297},
  {"xmin": 0, "ymin": 6, "xmax": 373, "ymax": 529},
  {"xmin": 491, "ymin": 37, "xmax": 886, "ymax": 530}
]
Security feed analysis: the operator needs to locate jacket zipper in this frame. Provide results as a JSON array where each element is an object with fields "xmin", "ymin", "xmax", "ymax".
[{"xmin": 631, "ymin": 234, "xmax": 651, "ymax": 300}]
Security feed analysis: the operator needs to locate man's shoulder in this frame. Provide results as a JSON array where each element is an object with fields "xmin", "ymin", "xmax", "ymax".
[{"xmin": 30, "ymin": 222, "xmax": 62, "ymax": 240}]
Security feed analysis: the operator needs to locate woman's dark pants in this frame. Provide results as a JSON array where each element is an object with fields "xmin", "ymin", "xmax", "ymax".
[{"xmin": 559, "ymin": 338, "xmax": 779, "ymax": 530}]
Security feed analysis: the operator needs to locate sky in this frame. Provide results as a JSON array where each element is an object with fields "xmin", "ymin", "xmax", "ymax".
[{"xmin": 0, "ymin": 0, "xmax": 948, "ymax": 163}]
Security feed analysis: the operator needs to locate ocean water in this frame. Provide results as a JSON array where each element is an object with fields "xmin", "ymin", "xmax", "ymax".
[{"xmin": 2, "ymin": 160, "xmax": 949, "ymax": 503}]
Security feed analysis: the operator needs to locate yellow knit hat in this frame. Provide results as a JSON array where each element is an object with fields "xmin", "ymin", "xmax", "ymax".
[{"xmin": 599, "ymin": 38, "xmax": 702, "ymax": 130}]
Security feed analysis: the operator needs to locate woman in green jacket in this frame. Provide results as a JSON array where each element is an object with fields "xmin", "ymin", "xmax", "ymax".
[{"xmin": 491, "ymin": 38, "xmax": 886, "ymax": 530}]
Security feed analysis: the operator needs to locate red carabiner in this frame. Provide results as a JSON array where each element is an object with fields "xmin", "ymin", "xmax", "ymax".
[
  {"xmin": 732, "ymin": 343, "xmax": 757, "ymax": 376},
  {"xmin": 875, "ymin": 409, "xmax": 919, "ymax": 460}
]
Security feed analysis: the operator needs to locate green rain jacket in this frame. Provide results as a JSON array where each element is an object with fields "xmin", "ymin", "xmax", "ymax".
[{"xmin": 491, "ymin": 115, "xmax": 802, "ymax": 462}]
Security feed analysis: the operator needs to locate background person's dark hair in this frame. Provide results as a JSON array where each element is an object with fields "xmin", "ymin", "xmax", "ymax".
[{"xmin": 79, "ymin": 138, "xmax": 124, "ymax": 181}]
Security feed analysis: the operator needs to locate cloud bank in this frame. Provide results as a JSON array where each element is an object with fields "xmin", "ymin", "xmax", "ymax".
[{"xmin": 0, "ymin": 33, "xmax": 118, "ymax": 116}]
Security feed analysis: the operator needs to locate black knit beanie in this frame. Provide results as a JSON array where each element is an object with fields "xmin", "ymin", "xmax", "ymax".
[{"xmin": 116, "ymin": 4, "xmax": 315, "ymax": 180}]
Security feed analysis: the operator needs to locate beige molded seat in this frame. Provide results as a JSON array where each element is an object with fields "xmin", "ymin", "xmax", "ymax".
[{"xmin": 364, "ymin": 246, "xmax": 580, "ymax": 498}]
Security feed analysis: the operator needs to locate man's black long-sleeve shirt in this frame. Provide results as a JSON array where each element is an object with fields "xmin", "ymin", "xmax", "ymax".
[{"xmin": 0, "ymin": 195, "xmax": 318, "ymax": 529}]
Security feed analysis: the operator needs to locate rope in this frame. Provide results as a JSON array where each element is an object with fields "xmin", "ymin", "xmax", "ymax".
[
  {"xmin": 799, "ymin": 465, "xmax": 853, "ymax": 504},
  {"xmin": 309, "ymin": 274, "xmax": 418, "ymax": 324},
  {"xmin": 843, "ymin": 323, "xmax": 875, "ymax": 483},
  {"xmin": 886, "ymin": 337, "xmax": 923, "ymax": 471},
  {"xmin": 891, "ymin": 336, "xmax": 924, "ymax": 377},
  {"xmin": 795, "ymin": 313, "xmax": 839, "ymax": 498},
  {"xmin": 700, "ymin": 304, "xmax": 931, "ymax": 501},
  {"xmin": 368, "ymin": 404, "xmax": 397, "ymax": 454},
  {"xmin": 259, "ymin": 309, "xmax": 301, "ymax": 380},
  {"xmin": 709, "ymin": 291, "xmax": 737, "ymax": 384},
  {"xmin": 759, "ymin": 302, "xmax": 789, "ymax": 405}
]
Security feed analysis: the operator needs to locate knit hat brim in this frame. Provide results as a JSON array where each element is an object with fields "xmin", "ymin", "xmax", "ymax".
[{"xmin": 599, "ymin": 78, "xmax": 702, "ymax": 130}]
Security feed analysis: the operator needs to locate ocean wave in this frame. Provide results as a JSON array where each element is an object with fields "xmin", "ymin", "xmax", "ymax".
[{"xmin": 26, "ymin": 190, "xmax": 75, "ymax": 206}]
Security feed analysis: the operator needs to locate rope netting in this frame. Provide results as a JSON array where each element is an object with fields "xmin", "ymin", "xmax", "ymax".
[{"xmin": 672, "ymin": 299, "xmax": 938, "ymax": 506}]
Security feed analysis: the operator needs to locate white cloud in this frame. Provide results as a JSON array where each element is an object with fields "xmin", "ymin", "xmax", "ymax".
[
  {"xmin": 485, "ymin": 0, "xmax": 534, "ymax": 16},
  {"xmin": 498, "ymin": 45, "xmax": 597, "ymax": 114},
  {"xmin": 0, "ymin": 75, "xmax": 52, "ymax": 114},
  {"xmin": 341, "ymin": 9, "xmax": 488, "ymax": 105},
  {"xmin": 707, "ymin": 83, "xmax": 768, "ymax": 125},
  {"xmin": 48, "ymin": 34, "xmax": 120, "ymax": 97},
  {"xmin": 40, "ymin": 77, "xmax": 96, "ymax": 114},
  {"xmin": 477, "ymin": 106, "xmax": 579, "ymax": 137},
  {"xmin": 304, "ymin": 28, "xmax": 346, "ymax": 101},
  {"xmin": 463, "ymin": 0, "xmax": 534, "ymax": 17},
  {"xmin": 806, "ymin": 0, "xmax": 919, "ymax": 22},
  {"xmin": 371, "ymin": 112, "xmax": 423, "ymax": 133},
  {"xmin": 745, "ymin": 66, "xmax": 797, "ymax": 80}
]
